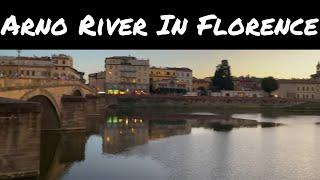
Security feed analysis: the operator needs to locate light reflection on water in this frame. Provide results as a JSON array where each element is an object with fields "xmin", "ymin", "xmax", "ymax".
[
  {"xmin": 2, "ymin": 111, "xmax": 319, "ymax": 180},
  {"xmin": 58, "ymin": 114, "xmax": 320, "ymax": 180}
]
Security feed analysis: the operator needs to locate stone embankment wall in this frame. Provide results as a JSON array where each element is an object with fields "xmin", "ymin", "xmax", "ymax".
[
  {"xmin": 114, "ymin": 95, "xmax": 305, "ymax": 108},
  {"xmin": 0, "ymin": 98, "xmax": 41, "ymax": 179}
]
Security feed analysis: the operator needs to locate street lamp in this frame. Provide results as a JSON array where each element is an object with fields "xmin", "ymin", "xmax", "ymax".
[{"xmin": 17, "ymin": 49, "xmax": 22, "ymax": 78}]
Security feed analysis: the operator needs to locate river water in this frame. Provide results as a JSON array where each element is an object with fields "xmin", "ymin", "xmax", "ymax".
[{"xmin": 4, "ymin": 109, "xmax": 320, "ymax": 180}]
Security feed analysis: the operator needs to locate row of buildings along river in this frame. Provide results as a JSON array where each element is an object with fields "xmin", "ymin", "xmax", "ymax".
[
  {"xmin": 88, "ymin": 56, "xmax": 193, "ymax": 95},
  {"xmin": 0, "ymin": 54, "xmax": 85, "ymax": 82},
  {"xmin": 2, "ymin": 54, "xmax": 320, "ymax": 100}
]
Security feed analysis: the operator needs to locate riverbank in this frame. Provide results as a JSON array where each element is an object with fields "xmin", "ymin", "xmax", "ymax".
[{"xmin": 111, "ymin": 95, "xmax": 315, "ymax": 111}]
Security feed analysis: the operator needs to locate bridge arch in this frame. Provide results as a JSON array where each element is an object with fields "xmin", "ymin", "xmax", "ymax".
[
  {"xmin": 21, "ymin": 89, "xmax": 61, "ymax": 130},
  {"xmin": 72, "ymin": 89, "xmax": 83, "ymax": 97}
]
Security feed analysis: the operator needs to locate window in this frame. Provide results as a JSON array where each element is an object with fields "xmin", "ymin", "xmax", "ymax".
[
  {"xmin": 21, "ymin": 70, "xmax": 24, "ymax": 75},
  {"xmin": 297, "ymin": 87, "xmax": 300, "ymax": 91},
  {"xmin": 62, "ymin": 60, "xmax": 66, "ymax": 64},
  {"xmin": 26, "ymin": 71, "xmax": 30, "ymax": 76},
  {"xmin": 186, "ymin": 73, "xmax": 190, "ymax": 77},
  {"xmin": 32, "ymin": 71, "xmax": 35, "ymax": 76},
  {"xmin": 166, "ymin": 72, "xmax": 170, "ymax": 75},
  {"xmin": 62, "ymin": 67, "xmax": 65, "ymax": 70},
  {"xmin": 302, "ymin": 87, "xmax": 305, "ymax": 91},
  {"xmin": 110, "ymin": 65, "xmax": 113, "ymax": 69}
]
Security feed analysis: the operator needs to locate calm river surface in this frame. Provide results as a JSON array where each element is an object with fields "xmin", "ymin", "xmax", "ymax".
[{"xmin": 40, "ymin": 110, "xmax": 320, "ymax": 180}]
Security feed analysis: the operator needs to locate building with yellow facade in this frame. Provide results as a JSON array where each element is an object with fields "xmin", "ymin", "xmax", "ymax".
[
  {"xmin": 150, "ymin": 67, "xmax": 192, "ymax": 93},
  {"xmin": 105, "ymin": 56, "xmax": 150, "ymax": 94}
]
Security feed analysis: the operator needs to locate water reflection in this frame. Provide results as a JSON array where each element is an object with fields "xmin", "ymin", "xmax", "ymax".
[
  {"xmin": 103, "ymin": 117, "xmax": 149, "ymax": 154},
  {"xmin": 40, "ymin": 131, "xmax": 87, "ymax": 180},
  {"xmin": 3, "ymin": 111, "xmax": 319, "ymax": 180},
  {"xmin": 149, "ymin": 119, "xmax": 191, "ymax": 140},
  {"xmin": 103, "ymin": 117, "xmax": 192, "ymax": 154},
  {"xmin": 36, "ymin": 115, "xmax": 195, "ymax": 179}
]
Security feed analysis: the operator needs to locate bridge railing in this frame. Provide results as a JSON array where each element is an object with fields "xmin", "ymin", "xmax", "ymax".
[{"xmin": 0, "ymin": 78, "xmax": 90, "ymax": 91}]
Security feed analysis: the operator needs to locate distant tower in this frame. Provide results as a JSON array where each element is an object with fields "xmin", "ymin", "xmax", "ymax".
[{"xmin": 311, "ymin": 62, "xmax": 320, "ymax": 80}]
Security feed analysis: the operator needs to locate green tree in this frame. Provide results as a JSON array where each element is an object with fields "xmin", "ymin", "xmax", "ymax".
[
  {"xmin": 212, "ymin": 60, "xmax": 233, "ymax": 91},
  {"xmin": 261, "ymin": 77, "xmax": 279, "ymax": 96}
]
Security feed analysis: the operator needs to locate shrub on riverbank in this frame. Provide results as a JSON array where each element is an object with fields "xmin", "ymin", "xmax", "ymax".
[
  {"xmin": 260, "ymin": 122, "xmax": 282, "ymax": 128},
  {"xmin": 208, "ymin": 122, "xmax": 234, "ymax": 131}
]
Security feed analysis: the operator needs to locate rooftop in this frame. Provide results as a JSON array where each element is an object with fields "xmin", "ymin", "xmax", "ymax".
[
  {"xmin": 151, "ymin": 66, "xmax": 192, "ymax": 71},
  {"xmin": 277, "ymin": 79, "xmax": 320, "ymax": 84},
  {"xmin": 106, "ymin": 56, "xmax": 137, "ymax": 60},
  {"xmin": 0, "ymin": 54, "xmax": 72, "ymax": 61}
]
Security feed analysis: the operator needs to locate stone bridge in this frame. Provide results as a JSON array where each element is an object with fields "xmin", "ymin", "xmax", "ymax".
[{"xmin": 0, "ymin": 78, "xmax": 102, "ymax": 130}]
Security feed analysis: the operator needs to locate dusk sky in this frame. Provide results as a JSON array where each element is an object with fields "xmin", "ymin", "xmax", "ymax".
[{"xmin": 0, "ymin": 50, "xmax": 319, "ymax": 80}]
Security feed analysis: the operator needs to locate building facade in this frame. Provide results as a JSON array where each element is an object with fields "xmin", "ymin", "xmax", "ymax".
[
  {"xmin": 105, "ymin": 56, "xmax": 150, "ymax": 94},
  {"xmin": 272, "ymin": 79, "xmax": 320, "ymax": 100},
  {"xmin": 272, "ymin": 63, "xmax": 320, "ymax": 100},
  {"xmin": 88, "ymin": 71, "xmax": 106, "ymax": 92},
  {"xmin": 150, "ymin": 67, "xmax": 192, "ymax": 93},
  {"xmin": 211, "ymin": 90, "xmax": 264, "ymax": 98},
  {"xmin": 0, "ymin": 54, "xmax": 85, "ymax": 82},
  {"xmin": 192, "ymin": 77, "xmax": 211, "ymax": 92},
  {"xmin": 233, "ymin": 76, "xmax": 261, "ymax": 91}
]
